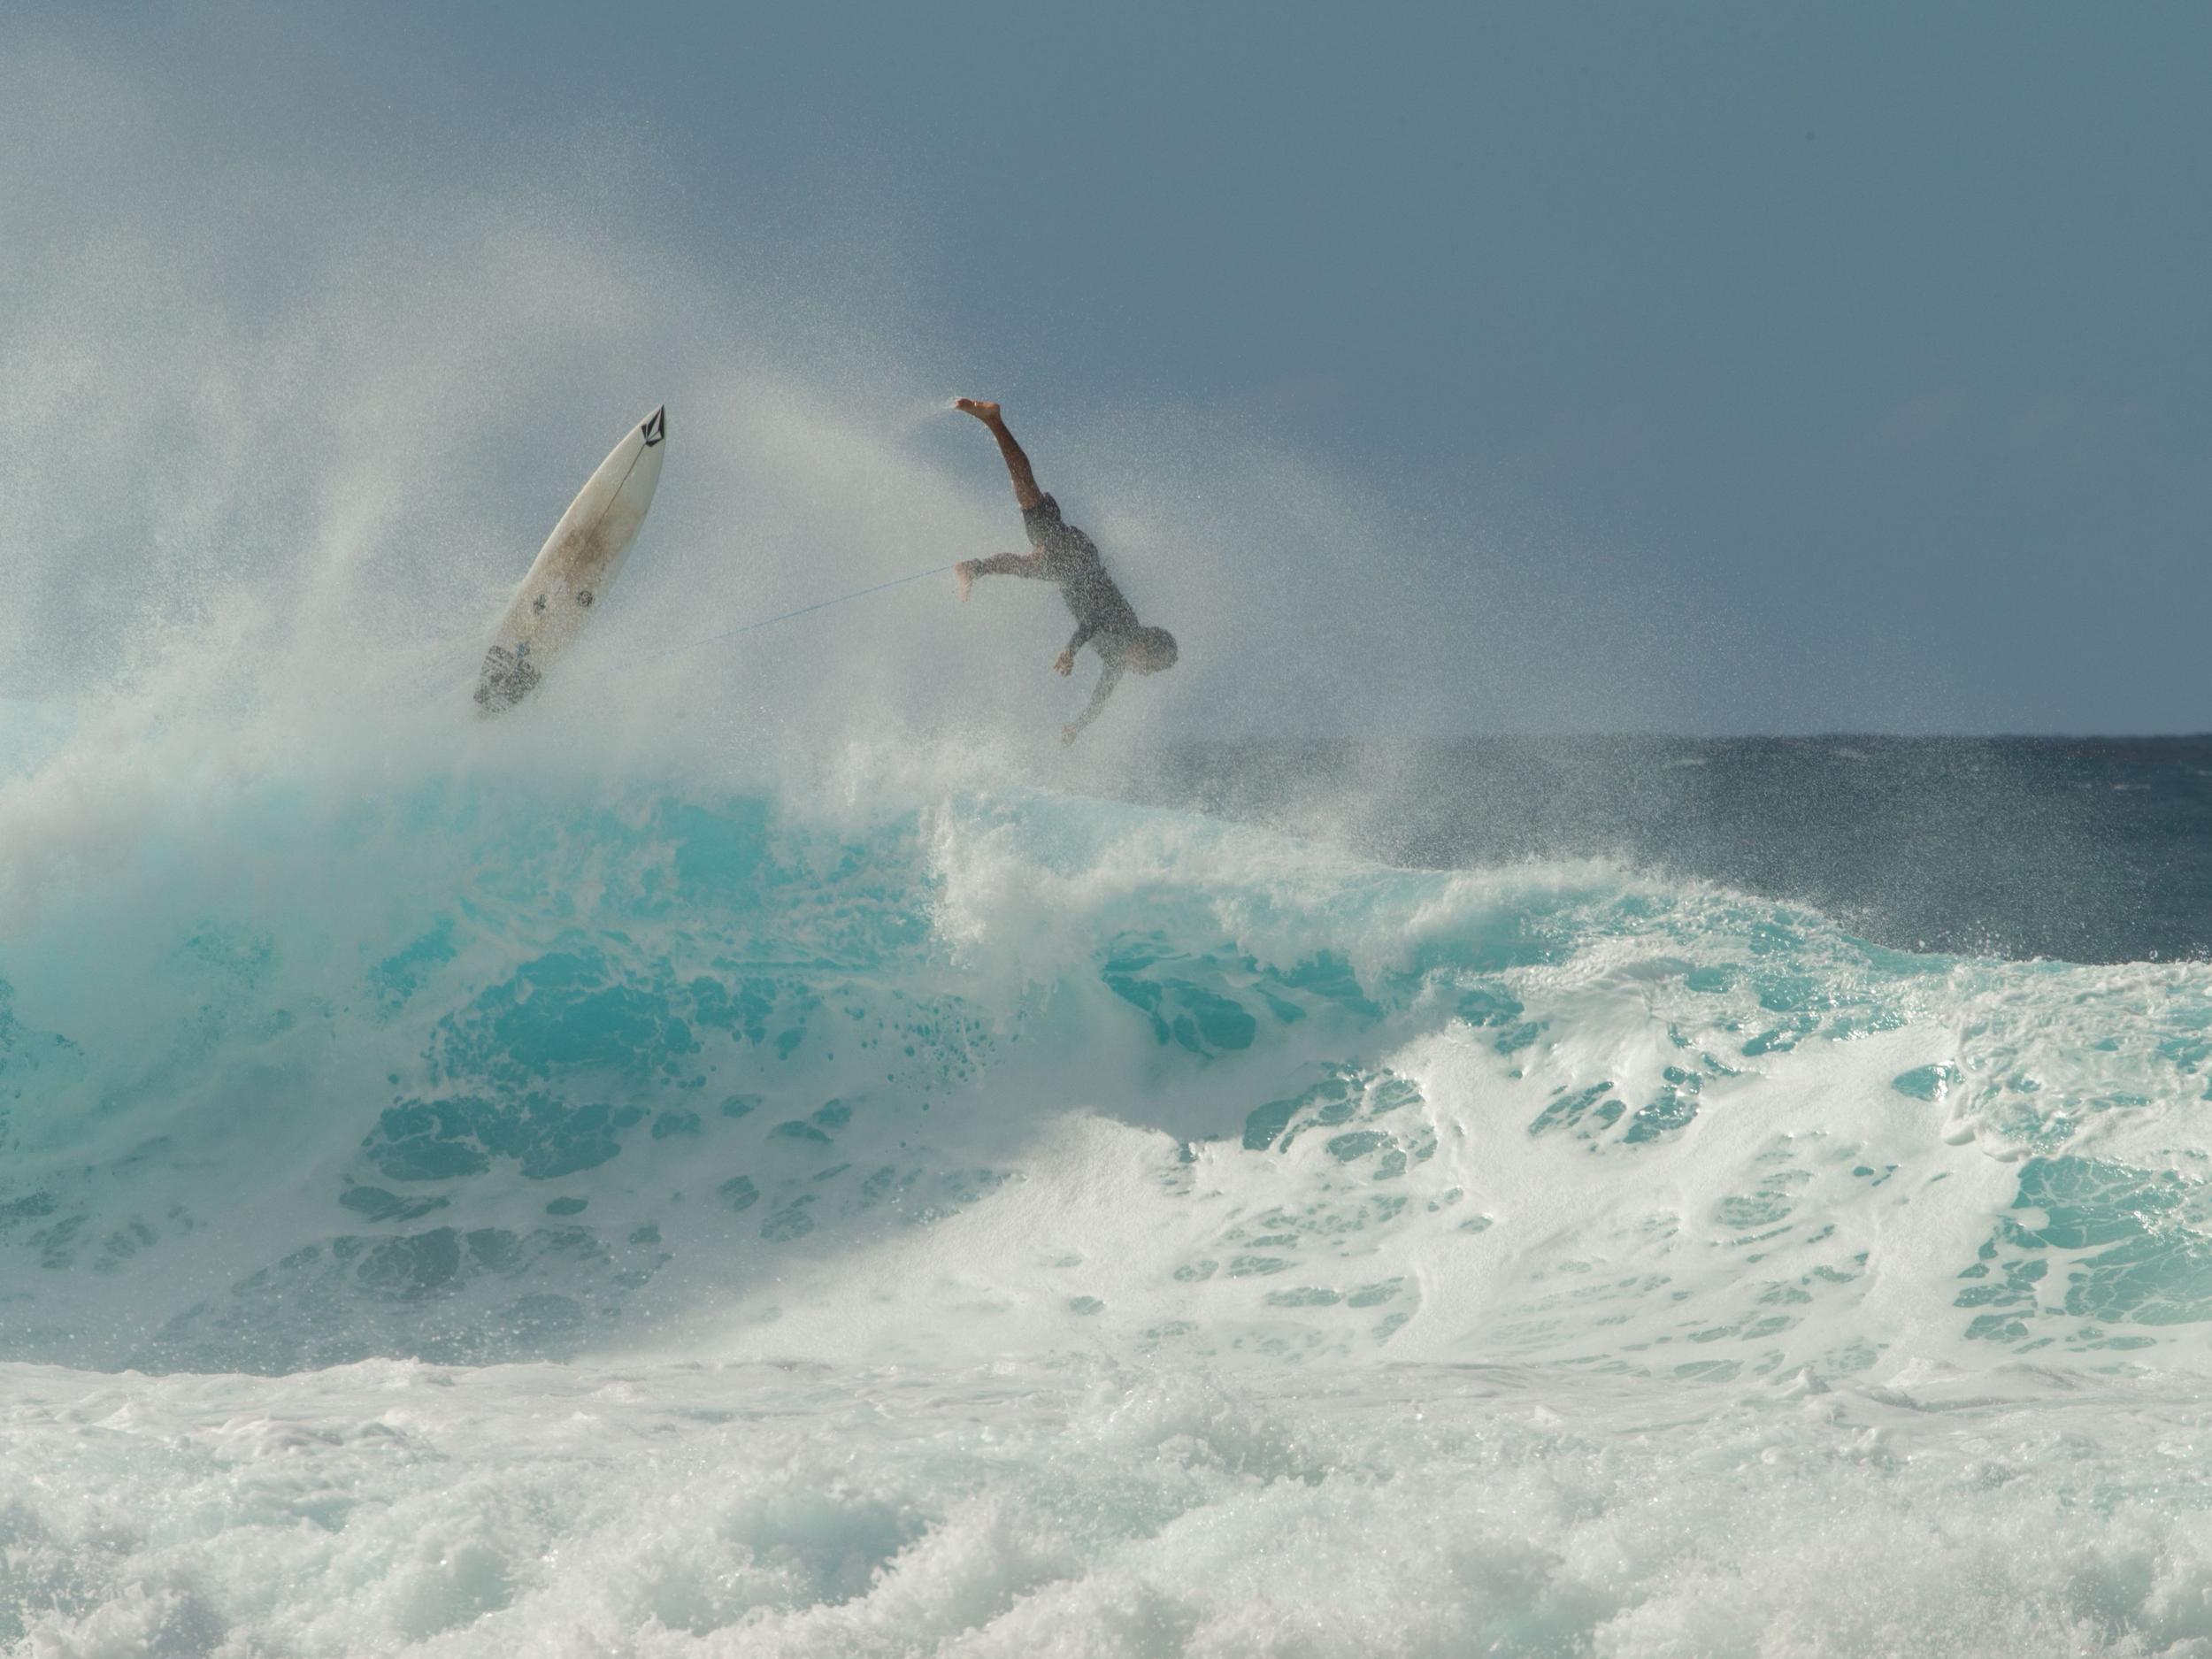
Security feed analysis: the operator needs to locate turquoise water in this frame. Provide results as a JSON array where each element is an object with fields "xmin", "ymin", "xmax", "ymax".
[{"xmin": 10, "ymin": 768, "xmax": 2212, "ymax": 1374}]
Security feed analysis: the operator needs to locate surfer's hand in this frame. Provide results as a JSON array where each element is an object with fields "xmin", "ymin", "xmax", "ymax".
[
  {"xmin": 955, "ymin": 561, "xmax": 974, "ymax": 603},
  {"xmin": 1054, "ymin": 649, "xmax": 1075, "ymax": 676}
]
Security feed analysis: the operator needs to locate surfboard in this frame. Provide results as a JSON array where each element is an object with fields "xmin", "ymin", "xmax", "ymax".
[{"xmin": 475, "ymin": 405, "xmax": 667, "ymax": 714}]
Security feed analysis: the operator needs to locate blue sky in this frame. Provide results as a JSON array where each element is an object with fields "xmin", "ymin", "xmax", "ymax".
[{"xmin": 12, "ymin": 2, "xmax": 2211, "ymax": 733}]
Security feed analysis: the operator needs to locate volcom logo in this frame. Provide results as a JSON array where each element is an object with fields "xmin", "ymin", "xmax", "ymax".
[{"xmin": 641, "ymin": 407, "xmax": 666, "ymax": 446}]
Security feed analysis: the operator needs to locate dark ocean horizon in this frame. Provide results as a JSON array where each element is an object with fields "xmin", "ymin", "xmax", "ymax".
[{"xmin": 1135, "ymin": 734, "xmax": 2212, "ymax": 966}]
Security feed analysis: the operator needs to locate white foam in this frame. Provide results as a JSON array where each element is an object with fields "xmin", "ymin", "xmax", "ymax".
[{"xmin": 8, "ymin": 1355, "xmax": 2212, "ymax": 1656}]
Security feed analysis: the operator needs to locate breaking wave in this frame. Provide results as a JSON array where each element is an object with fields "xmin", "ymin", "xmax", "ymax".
[{"xmin": 7, "ymin": 743, "xmax": 2212, "ymax": 1383}]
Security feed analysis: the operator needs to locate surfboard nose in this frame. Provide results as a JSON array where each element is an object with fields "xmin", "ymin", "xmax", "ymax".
[{"xmin": 641, "ymin": 406, "xmax": 666, "ymax": 446}]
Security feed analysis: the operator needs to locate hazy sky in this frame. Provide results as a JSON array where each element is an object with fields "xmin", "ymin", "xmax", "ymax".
[{"xmin": 14, "ymin": 2, "xmax": 2212, "ymax": 733}]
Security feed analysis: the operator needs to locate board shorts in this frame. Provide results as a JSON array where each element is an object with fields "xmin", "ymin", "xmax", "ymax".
[{"xmin": 1021, "ymin": 494, "xmax": 1099, "ymax": 563}]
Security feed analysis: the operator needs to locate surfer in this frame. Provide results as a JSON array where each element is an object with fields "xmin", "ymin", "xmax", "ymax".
[{"xmin": 953, "ymin": 399, "xmax": 1177, "ymax": 743}]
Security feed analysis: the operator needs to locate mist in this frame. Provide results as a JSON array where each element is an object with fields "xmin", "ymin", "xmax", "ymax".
[{"xmin": 0, "ymin": 4, "xmax": 1760, "ymax": 820}]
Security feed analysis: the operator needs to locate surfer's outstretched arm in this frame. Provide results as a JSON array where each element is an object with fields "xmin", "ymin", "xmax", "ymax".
[
  {"xmin": 1063, "ymin": 662, "xmax": 1124, "ymax": 745},
  {"xmin": 954, "ymin": 399, "xmax": 1044, "ymax": 511}
]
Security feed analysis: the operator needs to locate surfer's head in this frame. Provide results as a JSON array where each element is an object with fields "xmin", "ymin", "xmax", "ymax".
[{"xmin": 1122, "ymin": 626, "xmax": 1178, "ymax": 674}]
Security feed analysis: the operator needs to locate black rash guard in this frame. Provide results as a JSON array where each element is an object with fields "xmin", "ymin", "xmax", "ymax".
[
  {"xmin": 967, "ymin": 494, "xmax": 1155, "ymax": 741},
  {"xmin": 1014, "ymin": 495, "xmax": 1141, "ymax": 658}
]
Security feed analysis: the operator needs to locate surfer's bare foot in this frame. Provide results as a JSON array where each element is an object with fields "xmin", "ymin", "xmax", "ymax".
[
  {"xmin": 963, "ymin": 400, "xmax": 1044, "ymax": 509},
  {"xmin": 1054, "ymin": 649, "xmax": 1076, "ymax": 676},
  {"xmin": 956, "ymin": 560, "xmax": 974, "ymax": 602}
]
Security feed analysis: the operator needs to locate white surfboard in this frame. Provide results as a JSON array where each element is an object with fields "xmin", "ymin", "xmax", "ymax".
[{"xmin": 475, "ymin": 405, "xmax": 666, "ymax": 713}]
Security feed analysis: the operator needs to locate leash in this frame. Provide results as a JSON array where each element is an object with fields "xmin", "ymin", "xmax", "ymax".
[{"xmin": 639, "ymin": 562, "xmax": 957, "ymax": 663}]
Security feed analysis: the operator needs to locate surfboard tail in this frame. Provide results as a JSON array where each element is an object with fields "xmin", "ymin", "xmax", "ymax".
[{"xmin": 474, "ymin": 643, "xmax": 541, "ymax": 716}]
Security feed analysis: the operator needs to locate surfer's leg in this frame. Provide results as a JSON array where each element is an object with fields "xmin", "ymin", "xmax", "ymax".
[
  {"xmin": 959, "ymin": 549, "xmax": 1044, "ymax": 582},
  {"xmin": 954, "ymin": 399, "xmax": 1045, "ymax": 511},
  {"xmin": 954, "ymin": 548, "xmax": 1048, "ymax": 600}
]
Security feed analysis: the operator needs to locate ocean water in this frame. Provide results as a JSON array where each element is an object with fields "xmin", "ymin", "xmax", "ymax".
[{"xmin": 5, "ymin": 703, "xmax": 2212, "ymax": 1657}]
